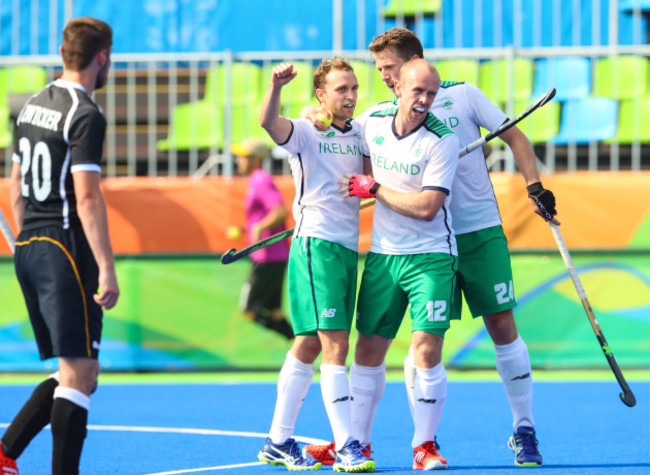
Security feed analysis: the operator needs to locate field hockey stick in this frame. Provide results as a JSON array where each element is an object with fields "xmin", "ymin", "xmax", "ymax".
[
  {"xmin": 549, "ymin": 223, "xmax": 636, "ymax": 407},
  {"xmin": 220, "ymin": 198, "xmax": 376, "ymax": 264},
  {"xmin": 0, "ymin": 207, "xmax": 16, "ymax": 254},
  {"xmin": 222, "ymin": 89, "xmax": 557, "ymax": 265},
  {"xmin": 458, "ymin": 87, "xmax": 556, "ymax": 158}
]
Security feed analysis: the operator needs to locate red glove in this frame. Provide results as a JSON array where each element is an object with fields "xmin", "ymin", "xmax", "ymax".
[{"xmin": 348, "ymin": 174, "xmax": 380, "ymax": 198}]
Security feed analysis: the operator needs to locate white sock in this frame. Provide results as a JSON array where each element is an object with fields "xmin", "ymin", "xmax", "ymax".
[
  {"xmin": 412, "ymin": 363, "xmax": 447, "ymax": 448},
  {"xmin": 53, "ymin": 386, "xmax": 90, "ymax": 410},
  {"xmin": 404, "ymin": 346, "xmax": 416, "ymax": 421},
  {"xmin": 320, "ymin": 363, "xmax": 354, "ymax": 451},
  {"xmin": 350, "ymin": 361, "xmax": 385, "ymax": 446},
  {"xmin": 495, "ymin": 335, "xmax": 535, "ymax": 429},
  {"xmin": 268, "ymin": 351, "xmax": 314, "ymax": 444}
]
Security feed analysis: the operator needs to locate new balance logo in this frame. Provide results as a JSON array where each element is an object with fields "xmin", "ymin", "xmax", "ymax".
[
  {"xmin": 332, "ymin": 396, "xmax": 352, "ymax": 403},
  {"xmin": 320, "ymin": 308, "xmax": 337, "ymax": 318},
  {"xmin": 511, "ymin": 373, "xmax": 530, "ymax": 381},
  {"xmin": 416, "ymin": 397, "xmax": 437, "ymax": 404}
]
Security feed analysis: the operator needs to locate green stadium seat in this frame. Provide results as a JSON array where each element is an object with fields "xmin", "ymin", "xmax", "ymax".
[
  {"xmin": 0, "ymin": 65, "xmax": 48, "ymax": 106},
  {"xmin": 0, "ymin": 105, "xmax": 12, "ymax": 149},
  {"xmin": 158, "ymin": 62, "xmax": 267, "ymax": 152},
  {"xmin": 593, "ymin": 55, "xmax": 649, "ymax": 100},
  {"xmin": 434, "ymin": 59, "xmax": 480, "ymax": 85},
  {"xmin": 513, "ymin": 99, "xmax": 560, "ymax": 144},
  {"xmin": 478, "ymin": 58, "xmax": 534, "ymax": 105},
  {"xmin": 157, "ymin": 101, "xmax": 223, "ymax": 151},
  {"xmin": 607, "ymin": 97, "xmax": 650, "ymax": 144},
  {"xmin": 204, "ymin": 61, "xmax": 262, "ymax": 104},
  {"xmin": 382, "ymin": 0, "xmax": 441, "ymax": 17}
]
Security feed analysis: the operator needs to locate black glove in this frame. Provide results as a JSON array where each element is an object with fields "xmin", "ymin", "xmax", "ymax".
[{"xmin": 527, "ymin": 182, "xmax": 557, "ymax": 221}]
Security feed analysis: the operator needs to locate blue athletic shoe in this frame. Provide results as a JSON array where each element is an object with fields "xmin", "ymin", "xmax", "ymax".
[
  {"xmin": 507, "ymin": 426, "xmax": 543, "ymax": 467},
  {"xmin": 258, "ymin": 437, "xmax": 322, "ymax": 471},
  {"xmin": 333, "ymin": 439, "xmax": 375, "ymax": 473}
]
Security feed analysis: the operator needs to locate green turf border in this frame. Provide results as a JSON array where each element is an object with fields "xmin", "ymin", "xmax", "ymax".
[{"xmin": 0, "ymin": 369, "xmax": 648, "ymax": 385}]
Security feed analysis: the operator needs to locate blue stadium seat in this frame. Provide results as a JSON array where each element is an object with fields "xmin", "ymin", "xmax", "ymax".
[
  {"xmin": 553, "ymin": 97, "xmax": 618, "ymax": 145},
  {"xmin": 532, "ymin": 57, "xmax": 591, "ymax": 101}
]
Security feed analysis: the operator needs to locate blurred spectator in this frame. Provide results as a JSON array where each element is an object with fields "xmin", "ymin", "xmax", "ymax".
[{"xmin": 231, "ymin": 138, "xmax": 293, "ymax": 339}]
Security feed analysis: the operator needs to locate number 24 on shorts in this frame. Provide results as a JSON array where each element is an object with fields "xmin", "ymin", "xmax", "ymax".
[{"xmin": 494, "ymin": 280, "xmax": 514, "ymax": 304}]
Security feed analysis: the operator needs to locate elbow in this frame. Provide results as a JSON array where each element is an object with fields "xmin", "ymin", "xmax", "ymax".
[
  {"xmin": 420, "ymin": 210, "xmax": 437, "ymax": 222},
  {"xmin": 76, "ymin": 194, "xmax": 102, "ymax": 216}
]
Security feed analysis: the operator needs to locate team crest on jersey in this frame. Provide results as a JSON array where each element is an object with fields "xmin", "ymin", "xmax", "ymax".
[
  {"xmin": 321, "ymin": 131, "xmax": 336, "ymax": 137},
  {"xmin": 414, "ymin": 146, "xmax": 423, "ymax": 157},
  {"xmin": 440, "ymin": 96, "xmax": 454, "ymax": 110},
  {"xmin": 373, "ymin": 135, "xmax": 385, "ymax": 145}
]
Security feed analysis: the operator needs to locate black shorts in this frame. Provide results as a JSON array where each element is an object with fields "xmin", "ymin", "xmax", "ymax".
[
  {"xmin": 240, "ymin": 261, "xmax": 287, "ymax": 314},
  {"xmin": 14, "ymin": 226, "xmax": 102, "ymax": 360}
]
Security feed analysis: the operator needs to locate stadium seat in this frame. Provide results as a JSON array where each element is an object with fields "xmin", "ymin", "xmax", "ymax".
[
  {"xmin": 0, "ymin": 66, "xmax": 45, "ymax": 148},
  {"xmin": 514, "ymin": 99, "xmax": 561, "ymax": 144},
  {"xmin": 479, "ymin": 58, "xmax": 534, "ymax": 105},
  {"xmin": 434, "ymin": 59, "xmax": 480, "ymax": 85},
  {"xmin": 532, "ymin": 57, "xmax": 591, "ymax": 101},
  {"xmin": 204, "ymin": 61, "xmax": 262, "ymax": 104},
  {"xmin": 0, "ymin": 65, "xmax": 47, "ymax": 105},
  {"xmin": 0, "ymin": 105, "xmax": 12, "ymax": 148},
  {"xmin": 593, "ymin": 55, "xmax": 649, "ymax": 100},
  {"xmin": 553, "ymin": 97, "xmax": 618, "ymax": 145},
  {"xmin": 607, "ymin": 97, "xmax": 650, "ymax": 144},
  {"xmin": 157, "ymin": 101, "xmax": 223, "ymax": 151},
  {"xmin": 159, "ymin": 61, "xmax": 267, "ymax": 152},
  {"xmin": 382, "ymin": 0, "xmax": 441, "ymax": 17}
]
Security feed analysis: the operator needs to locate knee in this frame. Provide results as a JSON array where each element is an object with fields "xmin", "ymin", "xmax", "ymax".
[
  {"xmin": 355, "ymin": 336, "xmax": 389, "ymax": 366},
  {"xmin": 412, "ymin": 335, "xmax": 444, "ymax": 369},
  {"xmin": 291, "ymin": 336, "xmax": 322, "ymax": 363},
  {"xmin": 484, "ymin": 310, "xmax": 518, "ymax": 345}
]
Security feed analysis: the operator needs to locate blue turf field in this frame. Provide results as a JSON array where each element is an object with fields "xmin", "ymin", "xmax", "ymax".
[{"xmin": 1, "ymin": 380, "xmax": 649, "ymax": 474}]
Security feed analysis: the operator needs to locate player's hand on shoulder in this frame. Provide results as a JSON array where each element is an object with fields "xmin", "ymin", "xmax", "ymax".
[
  {"xmin": 527, "ymin": 182, "xmax": 560, "ymax": 225},
  {"xmin": 95, "ymin": 267, "xmax": 120, "ymax": 310},
  {"xmin": 271, "ymin": 63, "xmax": 297, "ymax": 87},
  {"xmin": 299, "ymin": 106, "xmax": 331, "ymax": 131}
]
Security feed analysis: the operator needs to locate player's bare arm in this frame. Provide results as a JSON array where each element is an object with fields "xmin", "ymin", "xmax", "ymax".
[
  {"xmin": 260, "ymin": 62, "xmax": 297, "ymax": 144},
  {"xmin": 73, "ymin": 171, "xmax": 120, "ymax": 310},
  {"xmin": 500, "ymin": 126, "xmax": 560, "ymax": 225},
  {"xmin": 8, "ymin": 161, "xmax": 24, "ymax": 232}
]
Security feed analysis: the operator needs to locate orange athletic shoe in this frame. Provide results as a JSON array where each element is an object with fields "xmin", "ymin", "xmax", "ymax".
[
  {"xmin": 0, "ymin": 444, "xmax": 18, "ymax": 475},
  {"xmin": 413, "ymin": 440, "xmax": 447, "ymax": 470},
  {"xmin": 302, "ymin": 441, "xmax": 372, "ymax": 466}
]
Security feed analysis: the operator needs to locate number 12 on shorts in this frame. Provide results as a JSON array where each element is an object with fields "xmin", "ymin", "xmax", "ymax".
[
  {"xmin": 427, "ymin": 300, "xmax": 447, "ymax": 321},
  {"xmin": 494, "ymin": 280, "xmax": 514, "ymax": 304}
]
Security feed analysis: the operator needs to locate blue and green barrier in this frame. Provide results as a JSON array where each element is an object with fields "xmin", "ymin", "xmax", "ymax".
[{"xmin": 1, "ymin": 251, "xmax": 649, "ymax": 372}]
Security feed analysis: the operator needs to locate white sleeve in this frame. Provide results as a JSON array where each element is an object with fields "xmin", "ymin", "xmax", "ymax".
[
  {"xmin": 464, "ymin": 82, "xmax": 508, "ymax": 133},
  {"xmin": 279, "ymin": 118, "xmax": 312, "ymax": 154},
  {"xmin": 422, "ymin": 133, "xmax": 459, "ymax": 193}
]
